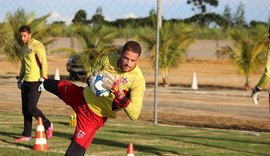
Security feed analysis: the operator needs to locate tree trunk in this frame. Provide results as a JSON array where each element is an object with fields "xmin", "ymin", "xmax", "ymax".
[
  {"xmin": 244, "ymin": 74, "xmax": 251, "ymax": 90},
  {"xmin": 162, "ymin": 77, "xmax": 168, "ymax": 87}
]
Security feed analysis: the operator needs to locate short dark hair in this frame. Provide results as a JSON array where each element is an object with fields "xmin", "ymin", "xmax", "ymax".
[
  {"xmin": 122, "ymin": 41, "xmax": 141, "ymax": 56},
  {"xmin": 19, "ymin": 25, "xmax": 31, "ymax": 33}
]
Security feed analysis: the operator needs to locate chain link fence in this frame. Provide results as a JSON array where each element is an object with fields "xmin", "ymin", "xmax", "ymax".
[{"xmin": 0, "ymin": 0, "xmax": 269, "ymax": 82}]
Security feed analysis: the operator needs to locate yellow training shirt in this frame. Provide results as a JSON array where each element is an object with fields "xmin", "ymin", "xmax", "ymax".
[
  {"xmin": 83, "ymin": 52, "xmax": 145, "ymax": 120},
  {"xmin": 19, "ymin": 39, "xmax": 48, "ymax": 81}
]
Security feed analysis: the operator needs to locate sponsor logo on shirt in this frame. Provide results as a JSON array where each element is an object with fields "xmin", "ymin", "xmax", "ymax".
[{"xmin": 76, "ymin": 130, "xmax": 86, "ymax": 139}]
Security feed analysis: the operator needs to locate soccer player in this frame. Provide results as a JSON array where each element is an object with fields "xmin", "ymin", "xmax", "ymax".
[
  {"xmin": 15, "ymin": 25, "xmax": 53, "ymax": 142},
  {"xmin": 40, "ymin": 41, "xmax": 145, "ymax": 156},
  {"xmin": 251, "ymin": 26, "xmax": 270, "ymax": 105}
]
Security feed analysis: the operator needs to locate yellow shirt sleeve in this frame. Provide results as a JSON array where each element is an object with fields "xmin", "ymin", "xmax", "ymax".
[
  {"xmin": 123, "ymin": 71, "xmax": 145, "ymax": 120},
  {"xmin": 35, "ymin": 44, "xmax": 48, "ymax": 78}
]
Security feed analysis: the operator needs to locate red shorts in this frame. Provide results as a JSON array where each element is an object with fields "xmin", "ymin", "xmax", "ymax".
[{"xmin": 58, "ymin": 81, "xmax": 108, "ymax": 149}]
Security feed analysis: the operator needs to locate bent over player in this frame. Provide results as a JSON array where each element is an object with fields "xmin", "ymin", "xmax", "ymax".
[{"xmin": 40, "ymin": 41, "xmax": 145, "ymax": 156}]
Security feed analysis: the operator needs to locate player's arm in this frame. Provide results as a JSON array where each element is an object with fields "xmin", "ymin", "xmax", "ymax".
[
  {"xmin": 104, "ymin": 74, "xmax": 145, "ymax": 120},
  {"xmin": 19, "ymin": 59, "xmax": 25, "ymax": 79},
  {"xmin": 123, "ymin": 77, "xmax": 145, "ymax": 120},
  {"xmin": 36, "ymin": 44, "xmax": 48, "ymax": 79},
  {"xmin": 16, "ymin": 60, "xmax": 25, "ymax": 89}
]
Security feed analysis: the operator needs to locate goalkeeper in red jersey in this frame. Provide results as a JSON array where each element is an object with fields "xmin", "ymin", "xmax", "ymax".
[{"xmin": 39, "ymin": 41, "xmax": 145, "ymax": 156}]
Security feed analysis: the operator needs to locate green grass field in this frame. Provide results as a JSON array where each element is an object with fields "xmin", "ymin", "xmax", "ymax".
[{"xmin": 0, "ymin": 112, "xmax": 270, "ymax": 156}]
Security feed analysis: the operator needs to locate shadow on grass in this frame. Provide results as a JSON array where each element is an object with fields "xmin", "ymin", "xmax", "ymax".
[
  {"xmin": 53, "ymin": 121, "xmax": 69, "ymax": 126},
  {"xmin": 0, "ymin": 131, "xmax": 33, "ymax": 150},
  {"xmin": 156, "ymin": 131, "xmax": 270, "ymax": 155},
  {"xmin": 0, "ymin": 125, "xmax": 73, "ymax": 142},
  {"xmin": 107, "ymin": 129, "xmax": 270, "ymax": 156},
  {"xmin": 92, "ymin": 137, "xmax": 181, "ymax": 156}
]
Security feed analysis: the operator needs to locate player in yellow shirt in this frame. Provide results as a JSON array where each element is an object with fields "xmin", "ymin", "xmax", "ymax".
[
  {"xmin": 15, "ymin": 25, "xmax": 53, "ymax": 142},
  {"xmin": 39, "ymin": 41, "xmax": 145, "ymax": 155},
  {"xmin": 251, "ymin": 26, "xmax": 270, "ymax": 105}
]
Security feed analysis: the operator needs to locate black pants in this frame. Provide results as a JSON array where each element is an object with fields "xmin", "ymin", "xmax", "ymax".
[{"xmin": 21, "ymin": 81, "xmax": 51, "ymax": 137}]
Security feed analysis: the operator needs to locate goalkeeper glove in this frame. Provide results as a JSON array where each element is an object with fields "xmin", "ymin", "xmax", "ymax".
[
  {"xmin": 38, "ymin": 77, "xmax": 46, "ymax": 92},
  {"xmin": 16, "ymin": 76, "xmax": 22, "ymax": 90},
  {"xmin": 103, "ymin": 73, "xmax": 130, "ymax": 107}
]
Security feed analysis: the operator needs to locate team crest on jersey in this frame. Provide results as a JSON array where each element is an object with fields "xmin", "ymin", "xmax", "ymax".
[
  {"xmin": 76, "ymin": 130, "xmax": 86, "ymax": 139},
  {"xmin": 120, "ymin": 76, "xmax": 128, "ymax": 85}
]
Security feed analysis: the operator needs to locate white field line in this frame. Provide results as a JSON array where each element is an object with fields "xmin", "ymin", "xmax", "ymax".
[
  {"xmin": 0, "ymin": 143, "xmax": 65, "ymax": 154},
  {"xmin": 0, "ymin": 122, "xmax": 23, "ymax": 124},
  {"xmin": 0, "ymin": 142, "xmax": 93, "ymax": 156}
]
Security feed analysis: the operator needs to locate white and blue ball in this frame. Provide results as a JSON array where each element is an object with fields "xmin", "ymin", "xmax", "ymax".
[{"xmin": 90, "ymin": 74, "xmax": 111, "ymax": 97}]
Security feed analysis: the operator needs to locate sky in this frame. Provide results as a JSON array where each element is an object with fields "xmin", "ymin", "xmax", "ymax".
[{"xmin": 0, "ymin": 0, "xmax": 269, "ymax": 25}]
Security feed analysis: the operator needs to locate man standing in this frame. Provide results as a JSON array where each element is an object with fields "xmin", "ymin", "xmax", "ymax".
[
  {"xmin": 251, "ymin": 26, "xmax": 270, "ymax": 105},
  {"xmin": 15, "ymin": 25, "xmax": 53, "ymax": 142},
  {"xmin": 40, "ymin": 41, "xmax": 145, "ymax": 156}
]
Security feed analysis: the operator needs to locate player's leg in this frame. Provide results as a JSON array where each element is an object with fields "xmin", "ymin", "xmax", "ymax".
[
  {"xmin": 18, "ymin": 82, "xmax": 32, "ymax": 141},
  {"xmin": 65, "ymin": 140, "xmax": 86, "ymax": 156},
  {"xmin": 43, "ymin": 79, "xmax": 60, "ymax": 97},
  {"xmin": 43, "ymin": 79, "xmax": 84, "ymax": 109},
  {"xmin": 27, "ymin": 82, "xmax": 52, "ymax": 134}
]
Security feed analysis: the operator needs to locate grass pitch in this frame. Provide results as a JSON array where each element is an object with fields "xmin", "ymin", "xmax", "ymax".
[{"xmin": 0, "ymin": 112, "xmax": 270, "ymax": 156}]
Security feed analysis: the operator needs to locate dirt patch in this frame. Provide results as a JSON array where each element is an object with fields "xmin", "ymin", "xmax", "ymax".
[{"xmin": 1, "ymin": 55, "xmax": 270, "ymax": 132}]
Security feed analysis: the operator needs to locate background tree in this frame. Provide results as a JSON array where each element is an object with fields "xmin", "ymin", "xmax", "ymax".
[
  {"xmin": 232, "ymin": 2, "xmax": 246, "ymax": 27},
  {"xmin": 90, "ymin": 7, "xmax": 106, "ymax": 28},
  {"xmin": 48, "ymin": 21, "xmax": 69, "ymax": 37},
  {"xmin": 216, "ymin": 29, "xmax": 269, "ymax": 89},
  {"xmin": 139, "ymin": 22, "xmax": 194, "ymax": 86},
  {"xmin": 148, "ymin": 9, "xmax": 157, "ymax": 27},
  {"xmin": 52, "ymin": 25, "xmax": 118, "ymax": 76},
  {"xmin": 186, "ymin": 0, "xmax": 219, "ymax": 14},
  {"xmin": 0, "ymin": 8, "xmax": 51, "ymax": 63},
  {"xmin": 222, "ymin": 4, "xmax": 233, "ymax": 30},
  {"xmin": 72, "ymin": 9, "xmax": 89, "ymax": 25},
  {"xmin": 186, "ymin": 0, "xmax": 219, "ymax": 26}
]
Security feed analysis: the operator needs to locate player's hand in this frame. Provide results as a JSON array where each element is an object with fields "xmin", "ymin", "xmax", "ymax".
[
  {"xmin": 111, "ymin": 79, "xmax": 126, "ymax": 100},
  {"xmin": 102, "ymin": 72, "xmax": 117, "ymax": 90},
  {"xmin": 111, "ymin": 79, "xmax": 120, "ymax": 93},
  {"xmin": 103, "ymin": 73, "xmax": 126, "ymax": 100},
  {"xmin": 38, "ymin": 77, "xmax": 46, "ymax": 92},
  {"xmin": 16, "ymin": 76, "xmax": 22, "ymax": 90}
]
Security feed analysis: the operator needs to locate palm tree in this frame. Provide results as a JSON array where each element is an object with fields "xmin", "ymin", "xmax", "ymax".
[
  {"xmin": 216, "ymin": 28, "xmax": 269, "ymax": 90},
  {"xmin": 0, "ymin": 8, "xmax": 51, "ymax": 63},
  {"xmin": 53, "ymin": 24, "xmax": 118, "ymax": 76},
  {"xmin": 139, "ymin": 22, "xmax": 194, "ymax": 86},
  {"xmin": 76, "ymin": 25, "xmax": 118, "ymax": 73}
]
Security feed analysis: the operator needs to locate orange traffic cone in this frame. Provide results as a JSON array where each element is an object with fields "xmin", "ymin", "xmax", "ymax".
[
  {"xmin": 127, "ymin": 143, "xmax": 134, "ymax": 156},
  {"xmin": 33, "ymin": 117, "xmax": 48, "ymax": 151}
]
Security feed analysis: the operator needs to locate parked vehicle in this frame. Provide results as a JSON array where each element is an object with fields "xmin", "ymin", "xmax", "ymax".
[{"xmin": 66, "ymin": 54, "xmax": 86, "ymax": 80}]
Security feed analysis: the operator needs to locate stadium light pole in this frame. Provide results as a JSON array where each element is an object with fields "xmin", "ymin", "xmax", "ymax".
[{"xmin": 154, "ymin": 0, "xmax": 162, "ymax": 125}]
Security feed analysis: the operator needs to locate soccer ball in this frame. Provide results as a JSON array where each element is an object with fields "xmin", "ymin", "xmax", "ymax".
[{"xmin": 89, "ymin": 73, "xmax": 111, "ymax": 97}]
